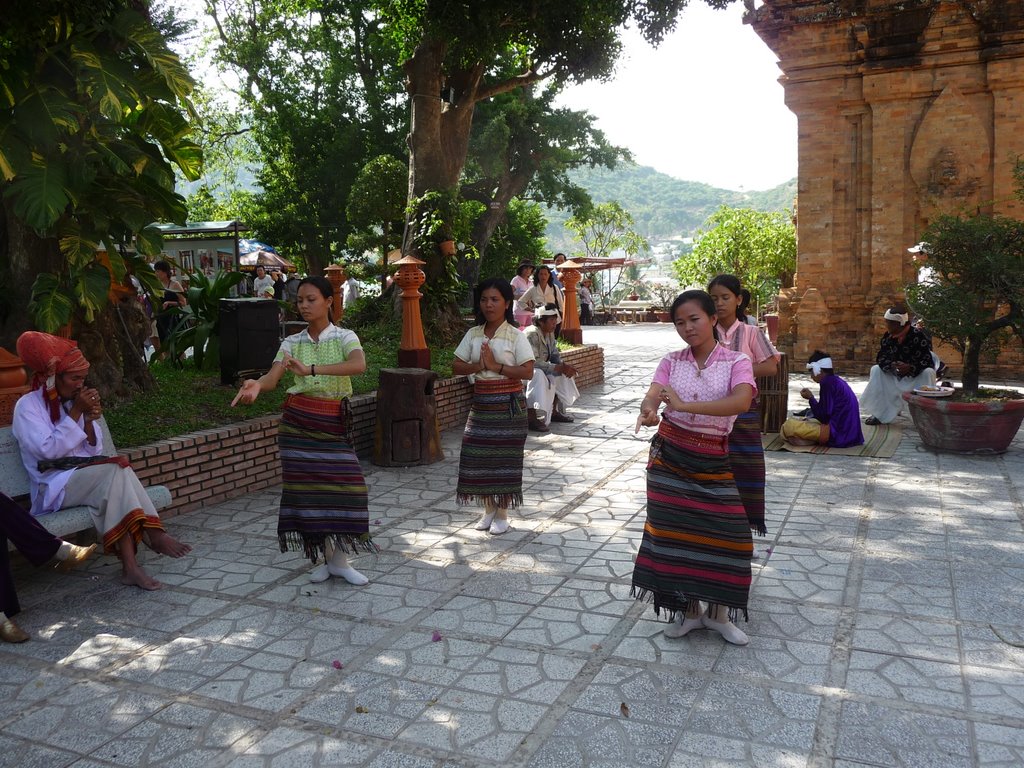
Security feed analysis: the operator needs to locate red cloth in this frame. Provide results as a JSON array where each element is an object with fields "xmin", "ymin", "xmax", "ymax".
[{"xmin": 15, "ymin": 332, "xmax": 91, "ymax": 423}]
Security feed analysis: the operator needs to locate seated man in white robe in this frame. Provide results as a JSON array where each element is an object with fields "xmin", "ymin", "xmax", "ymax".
[
  {"xmin": 12, "ymin": 332, "xmax": 191, "ymax": 592},
  {"xmin": 859, "ymin": 306, "xmax": 936, "ymax": 425},
  {"xmin": 524, "ymin": 305, "xmax": 580, "ymax": 432}
]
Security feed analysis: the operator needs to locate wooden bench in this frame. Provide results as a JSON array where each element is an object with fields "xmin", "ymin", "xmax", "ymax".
[{"xmin": 0, "ymin": 419, "xmax": 171, "ymax": 544}]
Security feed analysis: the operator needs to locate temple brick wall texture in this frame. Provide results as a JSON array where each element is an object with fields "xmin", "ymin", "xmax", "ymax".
[
  {"xmin": 124, "ymin": 344, "xmax": 604, "ymax": 518},
  {"xmin": 749, "ymin": 0, "xmax": 1024, "ymax": 377}
]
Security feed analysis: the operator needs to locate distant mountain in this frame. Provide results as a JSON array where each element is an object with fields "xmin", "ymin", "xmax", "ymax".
[{"xmin": 544, "ymin": 163, "xmax": 796, "ymax": 250}]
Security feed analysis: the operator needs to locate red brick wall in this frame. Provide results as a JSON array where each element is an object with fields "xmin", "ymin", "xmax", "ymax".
[{"xmin": 125, "ymin": 344, "xmax": 604, "ymax": 518}]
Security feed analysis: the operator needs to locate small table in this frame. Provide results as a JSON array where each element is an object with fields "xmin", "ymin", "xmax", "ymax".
[{"xmin": 612, "ymin": 300, "xmax": 652, "ymax": 323}]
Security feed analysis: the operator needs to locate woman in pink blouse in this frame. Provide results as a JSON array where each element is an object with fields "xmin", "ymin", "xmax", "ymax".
[
  {"xmin": 708, "ymin": 274, "xmax": 778, "ymax": 537},
  {"xmin": 632, "ymin": 290, "xmax": 756, "ymax": 646}
]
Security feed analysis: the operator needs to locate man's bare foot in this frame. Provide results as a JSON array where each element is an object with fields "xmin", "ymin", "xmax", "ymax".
[
  {"xmin": 121, "ymin": 567, "xmax": 163, "ymax": 591},
  {"xmin": 147, "ymin": 531, "xmax": 192, "ymax": 557}
]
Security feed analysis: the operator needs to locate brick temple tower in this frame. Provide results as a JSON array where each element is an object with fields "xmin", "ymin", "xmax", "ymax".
[{"xmin": 748, "ymin": 0, "xmax": 1024, "ymax": 374}]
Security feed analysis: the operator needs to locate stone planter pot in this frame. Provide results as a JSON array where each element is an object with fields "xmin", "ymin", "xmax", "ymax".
[
  {"xmin": 656, "ymin": 311, "xmax": 672, "ymax": 322},
  {"xmin": 902, "ymin": 391, "xmax": 1024, "ymax": 454}
]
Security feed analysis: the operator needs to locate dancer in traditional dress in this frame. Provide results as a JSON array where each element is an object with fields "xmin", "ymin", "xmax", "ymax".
[
  {"xmin": 633, "ymin": 290, "xmax": 756, "ymax": 645},
  {"xmin": 707, "ymin": 274, "xmax": 778, "ymax": 536},
  {"xmin": 453, "ymin": 278, "xmax": 535, "ymax": 535},
  {"xmin": 232, "ymin": 276, "xmax": 375, "ymax": 585}
]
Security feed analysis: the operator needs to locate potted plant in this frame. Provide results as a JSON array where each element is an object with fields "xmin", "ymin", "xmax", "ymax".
[
  {"xmin": 903, "ymin": 212, "xmax": 1024, "ymax": 453},
  {"xmin": 650, "ymin": 280, "xmax": 681, "ymax": 322}
]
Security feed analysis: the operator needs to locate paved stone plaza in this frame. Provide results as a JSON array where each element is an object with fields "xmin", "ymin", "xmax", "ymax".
[{"xmin": 1, "ymin": 324, "xmax": 1022, "ymax": 768}]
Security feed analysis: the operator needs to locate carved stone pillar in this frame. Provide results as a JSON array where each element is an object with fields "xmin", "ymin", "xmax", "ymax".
[
  {"xmin": 393, "ymin": 255, "xmax": 430, "ymax": 369},
  {"xmin": 557, "ymin": 260, "xmax": 583, "ymax": 345},
  {"xmin": 323, "ymin": 264, "xmax": 346, "ymax": 323}
]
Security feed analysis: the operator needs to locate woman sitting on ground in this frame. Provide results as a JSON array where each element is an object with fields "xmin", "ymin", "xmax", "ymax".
[{"xmin": 780, "ymin": 351, "xmax": 864, "ymax": 448}]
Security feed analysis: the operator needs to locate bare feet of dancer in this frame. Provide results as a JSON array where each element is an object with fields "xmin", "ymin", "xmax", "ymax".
[{"xmin": 146, "ymin": 530, "xmax": 192, "ymax": 557}]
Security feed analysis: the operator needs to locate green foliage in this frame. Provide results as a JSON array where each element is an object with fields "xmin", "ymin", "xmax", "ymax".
[
  {"xmin": 478, "ymin": 199, "xmax": 549, "ymax": 281},
  {"xmin": 672, "ymin": 205, "xmax": 796, "ymax": 309},
  {"xmin": 2, "ymin": 0, "xmax": 200, "ymax": 337},
  {"xmin": 566, "ymin": 201, "xmax": 650, "ymax": 262},
  {"xmin": 204, "ymin": 0, "xmax": 408, "ymax": 273},
  {"xmin": 346, "ymin": 154, "xmax": 408, "ymax": 286},
  {"xmin": 905, "ymin": 213, "xmax": 1024, "ymax": 395},
  {"xmin": 165, "ymin": 269, "xmax": 246, "ymax": 370}
]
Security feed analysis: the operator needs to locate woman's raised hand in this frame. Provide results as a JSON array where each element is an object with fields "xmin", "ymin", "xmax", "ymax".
[
  {"xmin": 635, "ymin": 404, "xmax": 660, "ymax": 433},
  {"xmin": 232, "ymin": 379, "xmax": 261, "ymax": 407}
]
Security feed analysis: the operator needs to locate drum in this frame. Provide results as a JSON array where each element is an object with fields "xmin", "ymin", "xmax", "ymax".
[{"xmin": 757, "ymin": 352, "xmax": 789, "ymax": 433}]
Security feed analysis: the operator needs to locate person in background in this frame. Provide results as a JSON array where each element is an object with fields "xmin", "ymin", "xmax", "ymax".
[
  {"xmin": 271, "ymin": 270, "xmax": 287, "ymax": 302},
  {"xmin": 517, "ymin": 265, "xmax": 564, "ymax": 337},
  {"xmin": 550, "ymin": 253, "xmax": 567, "ymax": 290},
  {"xmin": 632, "ymin": 289, "xmax": 755, "ymax": 646},
  {"xmin": 253, "ymin": 265, "xmax": 274, "ymax": 298},
  {"xmin": 342, "ymin": 274, "xmax": 360, "ymax": 309},
  {"xmin": 452, "ymin": 278, "xmax": 535, "ymax": 535},
  {"xmin": 859, "ymin": 305, "xmax": 936, "ymax": 424},
  {"xmin": 232, "ymin": 276, "xmax": 376, "ymax": 585},
  {"xmin": 510, "ymin": 262, "xmax": 535, "ymax": 328},
  {"xmin": 153, "ymin": 260, "xmax": 186, "ymax": 355},
  {"xmin": 524, "ymin": 305, "xmax": 580, "ymax": 431},
  {"xmin": 780, "ymin": 351, "xmax": 864, "ymax": 447},
  {"xmin": 578, "ymin": 278, "xmax": 595, "ymax": 326}
]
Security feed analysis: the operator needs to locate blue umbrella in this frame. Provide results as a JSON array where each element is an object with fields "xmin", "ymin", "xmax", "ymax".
[{"xmin": 238, "ymin": 239, "xmax": 278, "ymax": 255}]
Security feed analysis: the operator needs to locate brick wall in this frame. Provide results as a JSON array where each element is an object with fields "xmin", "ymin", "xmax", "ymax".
[{"xmin": 125, "ymin": 344, "xmax": 604, "ymax": 518}]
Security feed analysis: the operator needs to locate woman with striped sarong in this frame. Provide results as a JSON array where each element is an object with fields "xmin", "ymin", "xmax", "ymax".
[
  {"xmin": 453, "ymin": 278, "xmax": 536, "ymax": 535},
  {"xmin": 633, "ymin": 290, "xmax": 756, "ymax": 646},
  {"xmin": 707, "ymin": 274, "xmax": 779, "ymax": 537},
  {"xmin": 233, "ymin": 276, "xmax": 376, "ymax": 585}
]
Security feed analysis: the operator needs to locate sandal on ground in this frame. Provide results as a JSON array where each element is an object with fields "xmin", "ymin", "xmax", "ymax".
[{"xmin": 864, "ymin": 416, "xmax": 882, "ymax": 426}]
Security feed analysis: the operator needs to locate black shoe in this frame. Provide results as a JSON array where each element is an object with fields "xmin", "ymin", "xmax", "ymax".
[
  {"xmin": 864, "ymin": 416, "xmax": 881, "ymax": 426},
  {"xmin": 792, "ymin": 407, "xmax": 811, "ymax": 418},
  {"xmin": 550, "ymin": 411, "xmax": 574, "ymax": 423}
]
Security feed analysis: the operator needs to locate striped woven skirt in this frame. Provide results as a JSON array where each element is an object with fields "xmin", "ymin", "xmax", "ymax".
[
  {"xmin": 631, "ymin": 420, "xmax": 752, "ymax": 619},
  {"xmin": 278, "ymin": 394, "xmax": 376, "ymax": 562},
  {"xmin": 728, "ymin": 406, "xmax": 767, "ymax": 536},
  {"xmin": 456, "ymin": 378, "xmax": 528, "ymax": 509}
]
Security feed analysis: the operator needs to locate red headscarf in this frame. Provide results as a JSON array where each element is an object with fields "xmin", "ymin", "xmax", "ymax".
[{"xmin": 16, "ymin": 331, "xmax": 91, "ymax": 423}]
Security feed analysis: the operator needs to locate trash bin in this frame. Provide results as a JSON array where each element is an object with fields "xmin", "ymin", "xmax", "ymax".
[
  {"xmin": 219, "ymin": 298, "xmax": 280, "ymax": 384},
  {"xmin": 372, "ymin": 368, "xmax": 443, "ymax": 467}
]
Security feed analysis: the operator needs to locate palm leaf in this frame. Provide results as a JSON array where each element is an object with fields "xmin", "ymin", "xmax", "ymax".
[
  {"xmin": 0, "ymin": 122, "xmax": 31, "ymax": 181},
  {"xmin": 57, "ymin": 222, "xmax": 100, "ymax": 266},
  {"xmin": 15, "ymin": 86, "xmax": 81, "ymax": 150},
  {"xmin": 135, "ymin": 226, "xmax": 164, "ymax": 258},
  {"xmin": 4, "ymin": 153, "xmax": 72, "ymax": 231},
  {"xmin": 72, "ymin": 262, "xmax": 112, "ymax": 322},
  {"xmin": 29, "ymin": 273, "xmax": 75, "ymax": 332}
]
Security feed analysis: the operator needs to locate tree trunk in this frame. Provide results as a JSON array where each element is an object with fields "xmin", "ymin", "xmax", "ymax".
[
  {"xmin": 961, "ymin": 334, "xmax": 983, "ymax": 396},
  {"xmin": 0, "ymin": 199, "xmax": 62, "ymax": 350},
  {"xmin": 404, "ymin": 39, "xmax": 480, "ymax": 286},
  {"xmin": 462, "ymin": 165, "xmax": 533, "ymax": 287}
]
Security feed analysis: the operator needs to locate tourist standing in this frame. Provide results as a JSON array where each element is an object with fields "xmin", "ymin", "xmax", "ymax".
[
  {"xmin": 707, "ymin": 274, "xmax": 777, "ymax": 537},
  {"xmin": 633, "ymin": 290, "xmax": 755, "ymax": 645},
  {"xmin": 232, "ymin": 276, "xmax": 375, "ymax": 585},
  {"xmin": 510, "ymin": 262, "xmax": 535, "ymax": 328},
  {"xmin": 453, "ymin": 278, "xmax": 535, "ymax": 535}
]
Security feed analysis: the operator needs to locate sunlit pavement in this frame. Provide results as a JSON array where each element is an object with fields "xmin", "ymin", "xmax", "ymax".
[{"xmin": 3, "ymin": 323, "xmax": 1023, "ymax": 767}]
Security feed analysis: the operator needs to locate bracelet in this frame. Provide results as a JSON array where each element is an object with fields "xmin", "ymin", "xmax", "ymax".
[{"xmin": 311, "ymin": 364, "xmax": 316, "ymax": 376}]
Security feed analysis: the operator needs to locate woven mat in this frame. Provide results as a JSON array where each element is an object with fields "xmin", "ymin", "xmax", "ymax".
[{"xmin": 762, "ymin": 422, "xmax": 903, "ymax": 458}]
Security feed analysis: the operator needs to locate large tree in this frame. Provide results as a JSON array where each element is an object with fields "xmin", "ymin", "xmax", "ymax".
[
  {"xmin": 0, "ymin": 0, "xmax": 201, "ymax": 395},
  {"xmin": 380, "ymin": 0, "xmax": 728, "ymax": 286},
  {"xmin": 205, "ymin": 0, "xmax": 408, "ymax": 276}
]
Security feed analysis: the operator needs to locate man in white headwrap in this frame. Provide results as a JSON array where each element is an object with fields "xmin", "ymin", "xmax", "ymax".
[
  {"xmin": 859, "ymin": 305, "xmax": 936, "ymax": 425},
  {"xmin": 524, "ymin": 304, "xmax": 580, "ymax": 432}
]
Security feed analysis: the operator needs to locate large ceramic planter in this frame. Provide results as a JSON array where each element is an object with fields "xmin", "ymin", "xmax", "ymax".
[{"xmin": 902, "ymin": 391, "xmax": 1024, "ymax": 454}]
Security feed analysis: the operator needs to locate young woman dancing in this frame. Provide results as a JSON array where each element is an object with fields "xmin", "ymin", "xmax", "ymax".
[
  {"xmin": 707, "ymin": 274, "xmax": 778, "ymax": 537},
  {"xmin": 633, "ymin": 290, "xmax": 756, "ymax": 645},
  {"xmin": 453, "ymin": 278, "xmax": 535, "ymax": 535},
  {"xmin": 232, "ymin": 276, "xmax": 376, "ymax": 585}
]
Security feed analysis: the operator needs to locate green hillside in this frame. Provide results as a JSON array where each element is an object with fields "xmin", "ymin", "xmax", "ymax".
[{"xmin": 545, "ymin": 163, "xmax": 796, "ymax": 251}]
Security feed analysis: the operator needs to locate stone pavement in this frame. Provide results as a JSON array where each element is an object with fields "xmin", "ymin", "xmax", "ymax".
[{"xmin": 2, "ymin": 324, "xmax": 1023, "ymax": 768}]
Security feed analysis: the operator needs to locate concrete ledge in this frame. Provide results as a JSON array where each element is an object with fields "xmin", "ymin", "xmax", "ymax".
[{"xmin": 122, "ymin": 344, "xmax": 605, "ymax": 519}]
